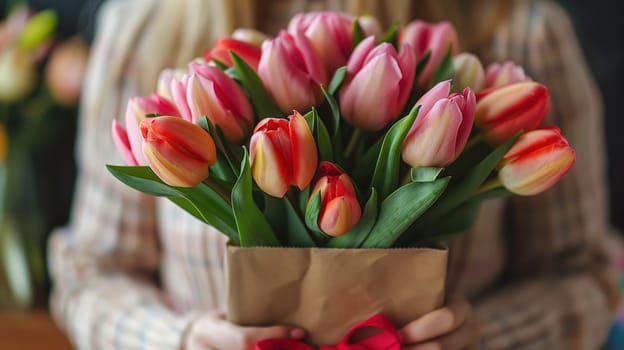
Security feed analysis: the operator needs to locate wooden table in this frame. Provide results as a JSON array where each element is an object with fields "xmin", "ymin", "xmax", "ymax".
[{"xmin": 0, "ymin": 310, "xmax": 73, "ymax": 350}]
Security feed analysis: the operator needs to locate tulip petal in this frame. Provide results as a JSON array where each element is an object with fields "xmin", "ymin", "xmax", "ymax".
[
  {"xmin": 319, "ymin": 196, "xmax": 361, "ymax": 237},
  {"xmin": 250, "ymin": 133, "xmax": 291, "ymax": 197},
  {"xmin": 289, "ymin": 112, "xmax": 318, "ymax": 190},
  {"xmin": 111, "ymin": 119, "xmax": 138, "ymax": 165}
]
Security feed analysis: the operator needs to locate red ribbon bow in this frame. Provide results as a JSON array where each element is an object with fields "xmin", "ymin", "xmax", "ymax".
[{"xmin": 254, "ymin": 314, "xmax": 401, "ymax": 350}]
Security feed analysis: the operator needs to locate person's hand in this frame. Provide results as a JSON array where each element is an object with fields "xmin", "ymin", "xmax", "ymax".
[
  {"xmin": 398, "ymin": 297, "xmax": 480, "ymax": 350},
  {"xmin": 184, "ymin": 312, "xmax": 306, "ymax": 350}
]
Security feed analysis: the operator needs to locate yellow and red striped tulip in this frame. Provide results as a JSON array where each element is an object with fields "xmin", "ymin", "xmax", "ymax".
[
  {"xmin": 339, "ymin": 37, "xmax": 416, "ymax": 131},
  {"xmin": 475, "ymin": 81, "xmax": 550, "ymax": 146},
  {"xmin": 498, "ymin": 127, "xmax": 575, "ymax": 195},
  {"xmin": 250, "ymin": 111, "xmax": 318, "ymax": 197},
  {"xmin": 140, "ymin": 116, "xmax": 216, "ymax": 187},
  {"xmin": 112, "ymin": 94, "xmax": 179, "ymax": 166},
  {"xmin": 310, "ymin": 161, "xmax": 361, "ymax": 237}
]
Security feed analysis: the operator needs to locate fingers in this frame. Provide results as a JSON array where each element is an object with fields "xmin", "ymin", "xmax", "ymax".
[
  {"xmin": 399, "ymin": 298, "xmax": 472, "ymax": 344},
  {"xmin": 187, "ymin": 313, "xmax": 305, "ymax": 350},
  {"xmin": 401, "ymin": 318, "xmax": 480, "ymax": 350}
]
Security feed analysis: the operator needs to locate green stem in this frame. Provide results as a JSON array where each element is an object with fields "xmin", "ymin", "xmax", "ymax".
[
  {"xmin": 344, "ymin": 129, "xmax": 362, "ymax": 159},
  {"xmin": 203, "ymin": 177, "xmax": 231, "ymax": 204},
  {"xmin": 476, "ymin": 178, "xmax": 503, "ymax": 194}
]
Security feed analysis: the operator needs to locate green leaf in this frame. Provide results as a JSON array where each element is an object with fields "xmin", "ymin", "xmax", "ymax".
[
  {"xmin": 230, "ymin": 52, "xmax": 283, "ymax": 119},
  {"xmin": 353, "ymin": 137, "xmax": 383, "ymax": 185},
  {"xmin": 320, "ymin": 85, "xmax": 341, "ymax": 136},
  {"xmin": 106, "ymin": 165, "xmax": 239, "ymax": 243},
  {"xmin": 231, "ymin": 149, "xmax": 280, "ymax": 247},
  {"xmin": 304, "ymin": 190, "xmax": 331, "ymax": 245},
  {"xmin": 328, "ymin": 66, "xmax": 348, "ymax": 95},
  {"xmin": 282, "ymin": 198, "xmax": 317, "ymax": 247},
  {"xmin": 370, "ymin": 106, "xmax": 419, "ymax": 199},
  {"xmin": 379, "ymin": 22, "xmax": 399, "ymax": 48},
  {"xmin": 431, "ymin": 45, "xmax": 454, "ymax": 85},
  {"xmin": 361, "ymin": 177, "xmax": 450, "ymax": 248},
  {"xmin": 413, "ymin": 134, "xmax": 519, "ymax": 226},
  {"xmin": 352, "ymin": 18, "xmax": 365, "ymax": 49},
  {"xmin": 304, "ymin": 108, "xmax": 334, "ymax": 161},
  {"xmin": 328, "ymin": 188, "xmax": 378, "ymax": 248},
  {"xmin": 211, "ymin": 59, "xmax": 229, "ymax": 71},
  {"xmin": 198, "ymin": 117, "xmax": 239, "ymax": 179},
  {"xmin": 411, "ymin": 167, "xmax": 444, "ymax": 182}
]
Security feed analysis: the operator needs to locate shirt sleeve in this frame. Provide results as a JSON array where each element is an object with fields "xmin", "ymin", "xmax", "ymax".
[
  {"xmin": 474, "ymin": 1, "xmax": 619, "ymax": 349},
  {"xmin": 48, "ymin": 1, "xmax": 198, "ymax": 349}
]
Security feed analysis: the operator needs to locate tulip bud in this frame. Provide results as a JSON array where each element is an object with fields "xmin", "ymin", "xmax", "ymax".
[
  {"xmin": 16, "ymin": 9, "xmax": 57, "ymax": 52},
  {"xmin": 171, "ymin": 63, "xmax": 254, "ymax": 143},
  {"xmin": 483, "ymin": 61, "xmax": 530, "ymax": 89},
  {"xmin": 339, "ymin": 37, "xmax": 416, "ymax": 131},
  {"xmin": 357, "ymin": 15, "xmax": 383, "ymax": 39},
  {"xmin": 45, "ymin": 37, "xmax": 89, "ymax": 106},
  {"xmin": 399, "ymin": 20, "xmax": 459, "ymax": 88},
  {"xmin": 250, "ymin": 112, "xmax": 318, "ymax": 198},
  {"xmin": 475, "ymin": 81, "xmax": 550, "ymax": 146},
  {"xmin": 204, "ymin": 37, "xmax": 261, "ymax": 70},
  {"xmin": 0, "ymin": 47, "xmax": 35, "ymax": 103},
  {"xmin": 310, "ymin": 161, "xmax": 361, "ymax": 237},
  {"xmin": 112, "ymin": 94, "xmax": 179, "ymax": 166},
  {"xmin": 157, "ymin": 68, "xmax": 186, "ymax": 102},
  {"xmin": 288, "ymin": 11, "xmax": 353, "ymax": 73},
  {"xmin": 258, "ymin": 31, "xmax": 328, "ymax": 113},
  {"xmin": 140, "ymin": 116, "xmax": 217, "ymax": 187},
  {"xmin": 231, "ymin": 28, "xmax": 270, "ymax": 46},
  {"xmin": 402, "ymin": 87, "xmax": 475, "ymax": 167},
  {"xmin": 498, "ymin": 127, "xmax": 575, "ymax": 195},
  {"xmin": 452, "ymin": 53, "xmax": 484, "ymax": 91}
]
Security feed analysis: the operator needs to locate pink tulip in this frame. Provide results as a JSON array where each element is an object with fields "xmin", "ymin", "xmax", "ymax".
[
  {"xmin": 357, "ymin": 15, "xmax": 383, "ymax": 39},
  {"xmin": 498, "ymin": 127, "xmax": 575, "ymax": 195},
  {"xmin": 258, "ymin": 31, "xmax": 328, "ymax": 113},
  {"xmin": 483, "ymin": 61, "xmax": 530, "ymax": 89},
  {"xmin": 250, "ymin": 112, "xmax": 318, "ymax": 198},
  {"xmin": 452, "ymin": 53, "xmax": 484, "ymax": 91},
  {"xmin": 140, "ymin": 116, "xmax": 217, "ymax": 187},
  {"xmin": 475, "ymin": 81, "xmax": 550, "ymax": 146},
  {"xmin": 339, "ymin": 37, "xmax": 416, "ymax": 131},
  {"xmin": 399, "ymin": 20, "xmax": 459, "ymax": 88},
  {"xmin": 402, "ymin": 85, "xmax": 475, "ymax": 167},
  {"xmin": 157, "ymin": 68, "xmax": 186, "ymax": 103},
  {"xmin": 204, "ymin": 37, "xmax": 261, "ymax": 70},
  {"xmin": 310, "ymin": 161, "xmax": 361, "ymax": 237},
  {"xmin": 288, "ymin": 11, "xmax": 353, "ymax": 73},
  {"xmin": 171, "ymin": 62, "xmax": 254, "ymax": 143},
  {"xmin": 112, "ymin": 94, "xmax": 179, "ymax": 166}
]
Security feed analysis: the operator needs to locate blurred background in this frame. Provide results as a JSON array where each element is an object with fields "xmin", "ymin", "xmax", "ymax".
[{"xmin": 0, "ymin": 0, "xmax": 621, "ymax": 349}]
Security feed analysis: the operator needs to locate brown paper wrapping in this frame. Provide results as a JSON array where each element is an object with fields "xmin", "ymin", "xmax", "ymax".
[{"xmin": 225, "ymin": 245, "xmax": 448, "ymax": 346}]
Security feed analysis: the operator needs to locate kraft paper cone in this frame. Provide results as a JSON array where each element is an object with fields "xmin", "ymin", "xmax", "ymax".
[{"xmin": 225, "ymin": 244, "xmax": 447, "ymax": 346}]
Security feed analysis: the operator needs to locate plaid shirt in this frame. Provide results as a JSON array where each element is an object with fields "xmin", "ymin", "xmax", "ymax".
[{"xmin": 49, "ymin": 0, "xmax": 618, "ymax": 349}]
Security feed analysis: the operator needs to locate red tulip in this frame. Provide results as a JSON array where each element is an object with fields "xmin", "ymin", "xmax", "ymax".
[
  {"xmin": 399, "ymin": 20, "xmax": 459, "ymax": 88},
  {"xmin": 498, "ymin": 127, "xmax": 575, "ymax": 195},
  {"xmin": 310, "ymin": 161, "xmax": 361, "ymax": 237},
  {"xmin": 112, "ymin": 94, "xmax": 179, "ymax": 166},
  {"xmin": 475, "ymin": 81, "xmax": 550, "ymax": 146},
  {"xmin": 339, "ymin": 37, "xmax": 416, "ymax": 131},
  {"xmin": 258, "ymin": 31, "xmax": 328, "ymax": 113},
  {"xmin": 204, "ymin": 37, "xmax": 261, "ymax": 71},
  {"xmin": 140, "ymin": 116, "xmax": 216, "ymax": 187},
  {"xmin": 250, "ymin": 112, "xmax": 318, "ymax": 197}
]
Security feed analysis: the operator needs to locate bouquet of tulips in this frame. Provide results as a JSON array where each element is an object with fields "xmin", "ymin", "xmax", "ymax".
[{"xmin": 109, "ymin": 12, "xmax": 575, "ymax": 346}]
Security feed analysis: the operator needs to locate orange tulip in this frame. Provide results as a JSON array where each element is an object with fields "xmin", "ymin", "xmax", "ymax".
[
  {"xmin": 140, "ymin": 116, "xmax": 216, "ymax": 187},
  {"xmin": 310, "ymin": 161, "xmax": 361, "ymax": 237}
]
